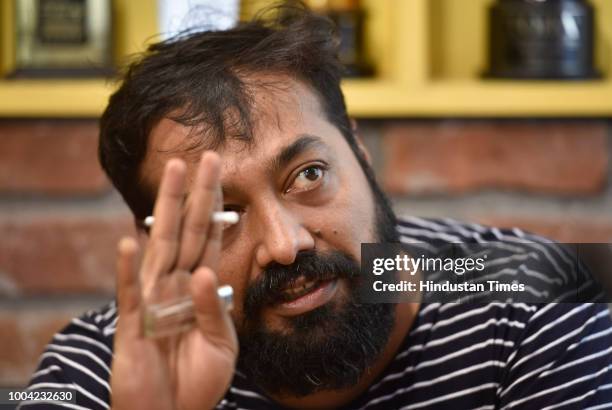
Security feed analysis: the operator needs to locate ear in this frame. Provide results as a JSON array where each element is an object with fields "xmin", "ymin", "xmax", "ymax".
[{"xmin": 350, "ymin": 118, "xmax": 372, "ymax": 166}]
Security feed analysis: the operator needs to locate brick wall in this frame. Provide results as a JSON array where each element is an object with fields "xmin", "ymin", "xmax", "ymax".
[
  {"xmin": 0, "ymin": 120, "xmax": 134, "ymax": 387},
  {"xmin": 362, "ymin": 119, "xmax": 612, "ymax": 242},
  {"xmin": 1, "ymin": 118, "xmax": 611, "ymax": 387}
]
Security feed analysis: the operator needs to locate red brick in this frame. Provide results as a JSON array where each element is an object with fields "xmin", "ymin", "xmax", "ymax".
[
  {"xmin": 0, "ymin": 120, "xmax": 110, "ymax": 195},
  {"xmin": 382, "ymin": 122, "xmax": 609, "ymax": 195},
  {"xmin": 0, "ymin": 307, "xmax": 85, "ymax": 386},
  {"xmin": 473, "ymin": 215, "xmax": 612, "ymax": 243},
  {"xmin": 0, "ymin": 213, "xmax": 135, "ymax": 295}
]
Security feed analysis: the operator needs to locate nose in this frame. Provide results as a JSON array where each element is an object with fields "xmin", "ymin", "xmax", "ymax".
[{"xmin": 254, "ymin": 201, "xmax": 315, "ymax": 268}]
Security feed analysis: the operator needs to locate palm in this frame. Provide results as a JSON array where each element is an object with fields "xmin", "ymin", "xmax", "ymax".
[
  {"xmin": 111, "ymin": 154, "xmax": 238, "ymax": 410},
  {"xmin": 112, "ymin": 276, "xmax": 237, "ymax": 410},
  {"xmin": 175, "ymin": 328, "xmax": 236, "ymax": 408}
]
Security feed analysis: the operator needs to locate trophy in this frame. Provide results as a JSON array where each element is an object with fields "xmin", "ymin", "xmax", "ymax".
[
  {"xmin": 485, "ymin": 0, "xmax": 600, "ymax": 80},
  {"xmin": 12, "ymin": 0, "xmax": 114, "ymax": 77}
]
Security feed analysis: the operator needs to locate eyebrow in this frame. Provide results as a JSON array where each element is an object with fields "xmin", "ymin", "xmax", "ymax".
[{"xmin": 268, "ymin": 134, "xmax": 327, "ymax": 176}]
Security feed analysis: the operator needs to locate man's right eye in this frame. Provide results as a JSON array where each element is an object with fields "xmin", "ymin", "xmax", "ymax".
[
  {"xmin": 223, "ymin": 204, "xmax": 242, "ymax": 213},
  {"xmin": 284, "ymin": 163, "xmax": 328, "ymax": 194}
]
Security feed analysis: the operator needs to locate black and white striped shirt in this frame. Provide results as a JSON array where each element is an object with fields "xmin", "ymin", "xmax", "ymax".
[{"xmin": 21, "ymin": 217, "xmax": 612, "ymax": 409}]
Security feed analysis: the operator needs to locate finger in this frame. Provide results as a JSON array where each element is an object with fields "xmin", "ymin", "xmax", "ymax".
[
  {"xmin": 115, "ymin": 237, "xmax": 141, "ymax": 339},
  {"xmin": 198, "ymin": 183, "xmax": 223, "ymax": 272},
  {"xmin": 140, "ymin": 159, "xmax": 187, "ymax": 292},
  {"xmin": 191, "ymin": 267, "xmax": 237, "ymax": 353},
  {"xmin": 175, "ymin": 151, "xmax": 221, "ymax": 271}
]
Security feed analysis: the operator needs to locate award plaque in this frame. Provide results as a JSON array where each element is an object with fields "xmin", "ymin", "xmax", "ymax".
[{"xmin": 12, "ymin": 0, "xmax": 113, "ymax": 77}]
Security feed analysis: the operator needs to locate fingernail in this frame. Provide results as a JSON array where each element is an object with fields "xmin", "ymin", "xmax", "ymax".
[{"xmin": 118, "ymin": 237, "xmax": 137, "ymax": 253}]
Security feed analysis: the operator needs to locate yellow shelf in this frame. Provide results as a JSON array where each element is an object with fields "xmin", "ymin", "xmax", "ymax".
[
  {"xmin": 346, "ymin": 0, "xmax": 612, "ymax": 117},
  {"xmin": 0, "ymin": 79, "xmax": 113, "ymax": 116},
  {"xmin": 0, "ymin": 0, "xmax": 610, "ymax": 117},
  {"xmin": 343, "ymin": 79, "xmax": 612, "ymax": 117},
  {"xmin": 0, "ymin": 77, "xmax": 609, "ymax": 118},
  {"xmin": 0, "ymin": 0, "xmax": 157, "ymax": 117}
]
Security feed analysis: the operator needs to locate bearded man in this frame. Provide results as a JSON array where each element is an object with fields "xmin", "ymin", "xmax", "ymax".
[{"xmin": 22, "ymin": 4, "xmax": 612, "ymax": 410}]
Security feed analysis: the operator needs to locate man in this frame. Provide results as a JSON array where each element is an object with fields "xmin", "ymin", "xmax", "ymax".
[{"xmin": 22, "ymin": 3, "xmax": 612, "ymax": 409}]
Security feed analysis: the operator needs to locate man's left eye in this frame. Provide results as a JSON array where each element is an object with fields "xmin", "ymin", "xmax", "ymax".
[{"xmin": 289, "ymin": 165, "xmax": 325, "ymax": 192}]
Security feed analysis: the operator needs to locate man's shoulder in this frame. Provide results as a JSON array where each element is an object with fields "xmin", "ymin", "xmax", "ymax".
[
  {"xmin": 50, "ymin": 300, "xmax": 117, "ymax": 362},
  {"xmin": 36, "ymin": 298, "xmax": 117, "ymax": 362},
  {"xmin": 62, "ymin": 300, "xmax": 118, "ymax": 340},
  {"xmin": 378, "ymin": 301, "xmax": 612, "ymax": 409},
  {"xmin": 396, "ymin": 216, "xmax": 606, "ymax": 304},
  {"xmin": 396, "ymin": 215, "xmax": 531, "ymax": 243},
  {"xmin": 23, "ymin": 301, "xmax": 116, "ymax": 399}
]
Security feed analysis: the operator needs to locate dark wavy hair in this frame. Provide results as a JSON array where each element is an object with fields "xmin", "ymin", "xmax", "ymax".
[{"xmin": 98, "ymin": 1, "xmax": 393, "ymax": 231}]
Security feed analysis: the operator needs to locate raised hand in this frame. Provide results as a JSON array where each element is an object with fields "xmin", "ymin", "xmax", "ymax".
[{"xmin": 110, "ymin": 152, "xmax": 238, "ymax": 410}]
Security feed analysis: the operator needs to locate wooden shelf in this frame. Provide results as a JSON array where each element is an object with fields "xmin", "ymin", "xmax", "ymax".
[
  {"xmin": 343, "ymin": 79, "xmax": 612, "ymax": 117},
  {"xmin": 343, "ymin": 0, "xmax": 612, "ymax": 117},
  {"xmin": 0, "ymin": 0, "xmax": 610, "ymax": 117},
  {"xmin": 0, "ymin": 0, "xmax": 157, "ymax": 117},
  {"xmin": 0, "ymin": 79, "xmax": 112, "ymax": 117}
]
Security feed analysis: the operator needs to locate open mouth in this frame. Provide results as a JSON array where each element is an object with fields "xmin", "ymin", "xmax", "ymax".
[
  {"xmin": 279, "ymin": 277, "xmax": 329, "ymax": 302},
  {"xmin": 266, "ymin": 276, "xmax": 340, "ymax": 316}
]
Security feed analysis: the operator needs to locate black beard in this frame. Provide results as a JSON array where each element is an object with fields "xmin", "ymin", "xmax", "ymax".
[
  {"xmin": 238, "ymin": 294, "xmax": 394, "ymax": 396},
  {"xmin": 236, "ymin": 177, "xmax": 399, "ymax": 397}
]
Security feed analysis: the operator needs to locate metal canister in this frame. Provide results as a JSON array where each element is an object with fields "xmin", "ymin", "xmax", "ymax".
[{"xmin": 485, "ymin": 0, "xmax": 600, "ymax": 79}]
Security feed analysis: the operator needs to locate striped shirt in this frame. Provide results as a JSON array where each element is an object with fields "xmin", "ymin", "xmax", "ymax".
[{"xmin": 21, "ymin": 217, "xmax": 612, "ymax": 409}]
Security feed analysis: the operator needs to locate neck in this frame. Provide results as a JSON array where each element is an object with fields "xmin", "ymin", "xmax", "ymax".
[{"xmin": 268, "ymin": 301, "xmax": 420, "ymax": 409}]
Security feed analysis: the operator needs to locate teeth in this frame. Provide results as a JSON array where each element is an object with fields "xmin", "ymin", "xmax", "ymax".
[{"xmin": 282, "ymin": 280, "xmax": 318, "ymax": 297}]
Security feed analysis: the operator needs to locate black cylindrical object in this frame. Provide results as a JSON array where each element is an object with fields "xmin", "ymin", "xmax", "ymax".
[
  {"xmin": 327, "ymin": 8, "xmax": 373, "ymax": 77},
  {"xmin": 485, "ymin": 0, "xmax": 600, "ymax": 79}
]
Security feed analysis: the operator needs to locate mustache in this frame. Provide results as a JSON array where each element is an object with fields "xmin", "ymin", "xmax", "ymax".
[{"xmin": 243, "ymin": 249, "xmax": 361, "ymax": 311}]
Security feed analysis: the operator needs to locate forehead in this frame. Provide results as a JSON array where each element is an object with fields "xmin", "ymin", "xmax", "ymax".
[{"xmin": 142, "ymin": 76, "xmax": 344, "ymax": 187}]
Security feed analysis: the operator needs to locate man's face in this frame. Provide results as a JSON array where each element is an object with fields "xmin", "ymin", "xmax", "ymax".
[{"xmin": 142, "ymin": 76, "xmax": 396, "ymax": 396}]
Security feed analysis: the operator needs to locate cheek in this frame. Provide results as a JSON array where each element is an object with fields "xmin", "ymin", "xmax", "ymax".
[
  {"xmin": 327, "ymin": 143, "xmax": 378, "ymax": 248},
  {"xmin": 336, "ymin": 170, "xmax": 377, "ymax": 241},
  {"xmin": 315, "ymin": 176, "xmax": 376, "ymax": 260},
  {"xmin": 335, "ymin": 202, "xmax": 375, "ymax": 261}
]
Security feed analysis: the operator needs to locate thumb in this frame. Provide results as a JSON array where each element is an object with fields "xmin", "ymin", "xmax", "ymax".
[{"xmin": 190, "ymin": 267, "xmax": 238, "ymax": 354}]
